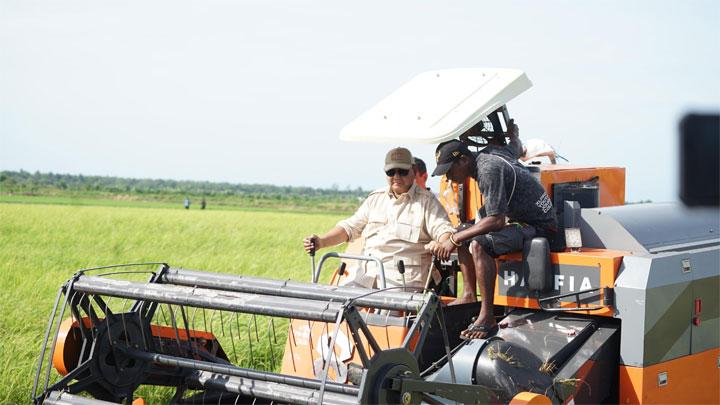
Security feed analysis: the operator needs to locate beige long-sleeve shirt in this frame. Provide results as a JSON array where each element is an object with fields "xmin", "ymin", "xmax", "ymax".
[{"xmin": 336, "ymin": 183, "xmax": 454, "ymax": 289}]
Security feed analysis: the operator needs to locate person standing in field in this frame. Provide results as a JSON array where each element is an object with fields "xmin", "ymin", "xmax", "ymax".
[
  {"xmin": 201, "ymin": 198, "xmax": 207, "ymax": 210},
  {"xmin": 184, "ymin": 197, "xmax": 190, "ymax": 210},
  {"xmin": 303, "ymin": 147, "xmax": 455, "ymax": 291}
]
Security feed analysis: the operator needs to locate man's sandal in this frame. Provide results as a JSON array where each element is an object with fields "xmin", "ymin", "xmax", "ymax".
[{"xmin": 459, "ymin": 323, "xmax": 498, "ymax": 340}]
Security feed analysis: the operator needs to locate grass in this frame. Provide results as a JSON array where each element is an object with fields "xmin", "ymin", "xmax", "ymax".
[
  {"xmin": 0, "ymin": 199, "xmax": 348, "ymax": 403},
  {"xmin": 0, "ymin": 193, "xmax": 359, "ymax": 215}
]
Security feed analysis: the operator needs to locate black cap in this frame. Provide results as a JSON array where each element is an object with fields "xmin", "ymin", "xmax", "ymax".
[{"xmin": 431, "ymin": 140, "xmax": 471, "ymax": 176}]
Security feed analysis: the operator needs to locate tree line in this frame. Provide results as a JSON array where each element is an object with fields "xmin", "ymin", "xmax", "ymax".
[{"xmin": 0, "ymin": 170, "xmax": 368, "ymax": 207}]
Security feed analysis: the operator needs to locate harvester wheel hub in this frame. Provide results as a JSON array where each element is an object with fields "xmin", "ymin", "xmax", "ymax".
[
  {"xmin": 92, "ymin": 314, "xmax": 149, "ymax": 395},
  {"xmin": 361, "ymin": 348, "xmax": 420, "ymax": 405}
]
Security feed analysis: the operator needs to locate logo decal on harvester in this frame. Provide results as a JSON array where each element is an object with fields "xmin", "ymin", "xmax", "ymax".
[
  {"xmin": 551, "ymin": 274, "xmax": 593, "ymax": 291},
  {"xmin": 497, "ymin": 262, "xmax": 601, "ymax": 303}
]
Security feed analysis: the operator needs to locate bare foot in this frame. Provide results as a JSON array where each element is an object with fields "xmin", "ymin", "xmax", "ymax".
[{"xmin": 447, "ymin": 295, "xmax": 477, "ymax": 306}]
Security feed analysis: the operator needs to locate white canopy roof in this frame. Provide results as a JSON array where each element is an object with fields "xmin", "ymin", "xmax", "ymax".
[{"xmin": 339, "ymin": 68, "xmax": 532, "ymax": 144}]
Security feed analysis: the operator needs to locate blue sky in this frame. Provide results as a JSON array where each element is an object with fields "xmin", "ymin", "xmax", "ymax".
[{"xmin": 1, "ymin": 1, "xmax": 718, "ymax": 202}]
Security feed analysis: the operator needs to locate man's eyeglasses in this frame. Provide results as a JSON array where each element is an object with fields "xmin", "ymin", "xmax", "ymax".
[{"xmin": 385, "ymin": 168, "xmax": 410, "ymax": 177}]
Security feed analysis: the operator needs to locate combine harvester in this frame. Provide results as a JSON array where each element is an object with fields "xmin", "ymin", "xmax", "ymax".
[{"xmin": 33, "ymin": 69, "xmax": 719, "ymax": 404}]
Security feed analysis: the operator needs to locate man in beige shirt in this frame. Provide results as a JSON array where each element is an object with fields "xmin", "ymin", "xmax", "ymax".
[{"xmin": 303, "ymin": 147, "xmax": 455, "ymax": 290}]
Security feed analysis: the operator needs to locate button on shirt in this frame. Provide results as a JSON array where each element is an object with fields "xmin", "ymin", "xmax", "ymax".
[{"xmin": 336, "ymin": 183, "xmax": 454, "ymax": 289}]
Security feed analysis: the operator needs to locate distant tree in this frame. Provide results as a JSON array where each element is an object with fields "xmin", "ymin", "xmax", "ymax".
[{"xmin": 0, "ymin": 170, "xmax": 369, "ymax": 208}]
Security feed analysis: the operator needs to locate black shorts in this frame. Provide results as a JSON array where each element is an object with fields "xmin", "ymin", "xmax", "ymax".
[{"xmin": 471, "ymin": 224, "xmax": 536, "ymax": 258}]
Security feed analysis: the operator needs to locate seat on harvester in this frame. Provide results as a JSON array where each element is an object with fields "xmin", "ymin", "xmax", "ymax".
[{"xmin": 523, "ymin": 237, "xmax": 552, "ymax": 292}]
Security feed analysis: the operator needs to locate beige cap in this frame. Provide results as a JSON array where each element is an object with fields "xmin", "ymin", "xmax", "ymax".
[{"xmin": 384, "ymin": 147, "xmax": 413, "ymax": 171}]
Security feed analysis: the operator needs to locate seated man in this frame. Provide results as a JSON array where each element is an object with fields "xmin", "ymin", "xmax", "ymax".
[
  {"xmin": 430, "ymin": 121, "xmax": 559, "ymax": 339},
  {"xmin": 303, "ymin": 147, "xmax": 455, "ymax": 291}
]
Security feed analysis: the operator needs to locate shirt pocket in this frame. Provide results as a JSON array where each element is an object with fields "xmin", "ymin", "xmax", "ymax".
[
  {"xmin": 394, "ymin": 219, "xmax": 421, "ymax": 243},
  {"xmin": 394, "ymin": 203, "xmax": 423, "ymax": 243},
  {"xmin": 362, "ymin": 213, "xmax": 387, "ymax": 239}
]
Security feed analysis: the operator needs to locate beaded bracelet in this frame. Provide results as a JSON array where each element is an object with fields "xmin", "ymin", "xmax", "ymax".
[{"xmin": 449, "ymin": 234, "xmax": 462, "ymax": 247}]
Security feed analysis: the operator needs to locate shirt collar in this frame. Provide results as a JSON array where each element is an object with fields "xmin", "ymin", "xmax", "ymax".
[{"xmin": 387, "ymin": 183, "xmax": 418, "ymax": 199}]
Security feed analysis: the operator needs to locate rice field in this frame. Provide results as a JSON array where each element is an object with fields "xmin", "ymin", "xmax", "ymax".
[{"xmin": 0, "ymin": 200, "xmax": 347, "ymax": 403}]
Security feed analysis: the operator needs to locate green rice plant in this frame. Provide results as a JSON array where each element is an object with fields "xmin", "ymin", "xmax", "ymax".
[{"xmin": 0, "ymin": 202, "xmax": 347, "ymax": 403}]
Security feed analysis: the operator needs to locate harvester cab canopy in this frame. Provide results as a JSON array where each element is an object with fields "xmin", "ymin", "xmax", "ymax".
[{"xmin": 339, "ymin": 68, "xmax": 532, "ymax": 145}]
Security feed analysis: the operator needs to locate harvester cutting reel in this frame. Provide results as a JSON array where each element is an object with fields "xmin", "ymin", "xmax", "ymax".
[{"xmin": 33, "ymin": 263, "xmax": 564, "ymax": 404}]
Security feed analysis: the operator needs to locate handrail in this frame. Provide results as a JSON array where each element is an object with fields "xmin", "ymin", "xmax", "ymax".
[{"xmin": 313, "ymin": 252, "xmax": 387, "ymax": 288}]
